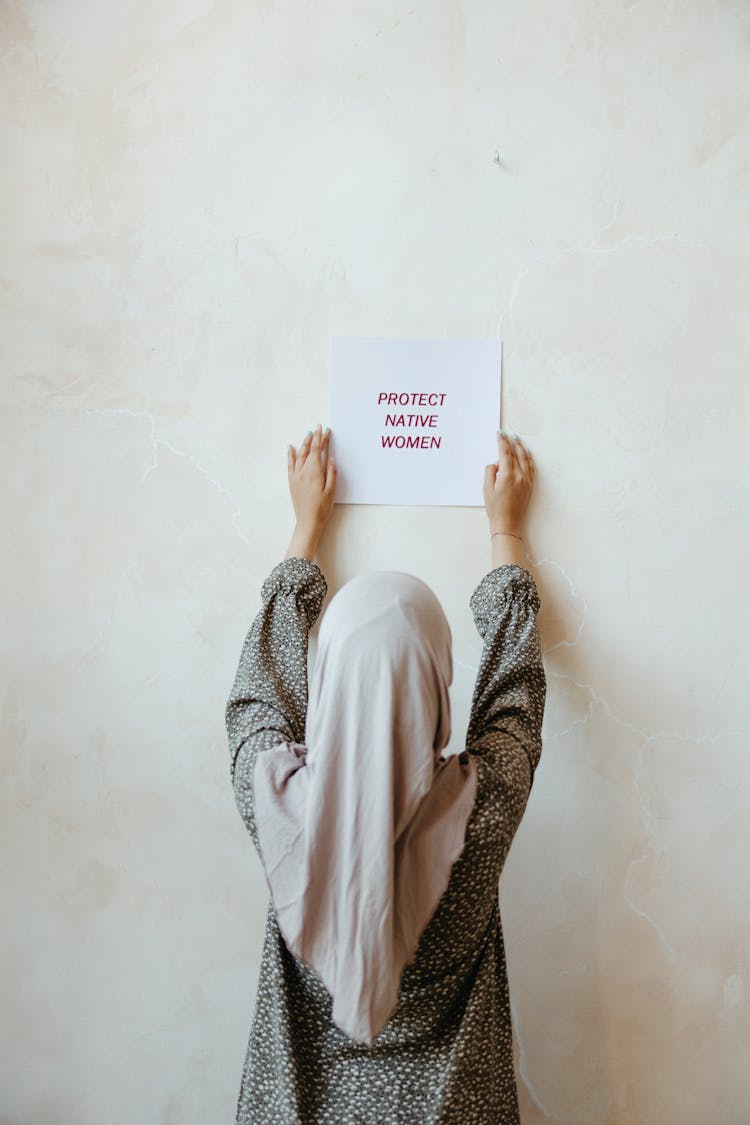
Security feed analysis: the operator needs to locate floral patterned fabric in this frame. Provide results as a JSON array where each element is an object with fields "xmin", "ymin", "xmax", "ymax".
[{"xmin": 225, "ymin": 555, "xmax": 546, "ymax": 1124}]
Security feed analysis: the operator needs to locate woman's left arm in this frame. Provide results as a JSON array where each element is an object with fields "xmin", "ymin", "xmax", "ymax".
[
  {"xmin": 225, "ymin": 553, "xmax": 328, "ymax": 791},
  {"xmin": 226, "ymin": 424, "xmax": 334, "ymax": 841}
]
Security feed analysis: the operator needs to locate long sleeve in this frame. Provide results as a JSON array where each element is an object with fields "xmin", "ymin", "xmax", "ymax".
[
  {"xmin": 225, "ymin": 555, "xmax": 328, "ymax": 849},
  {"xmin": 465, "ymin": 563, "xmax": 546, "ymax": 829}
]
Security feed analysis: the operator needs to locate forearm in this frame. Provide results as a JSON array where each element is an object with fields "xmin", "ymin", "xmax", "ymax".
[
  {"xmin": 466, "ymin": 566, "xmax": 546, "ymax": 779},
  {"xmin": 225, "ymin": 607, "xmax": 298, "ymax": 776},
  {"xmin": 284, "ymin": 521, "xmax": 323, "ymax": 562},
  {"xmin": 225, "ymin": 556, "xmax": 328, "ymax": 778}
]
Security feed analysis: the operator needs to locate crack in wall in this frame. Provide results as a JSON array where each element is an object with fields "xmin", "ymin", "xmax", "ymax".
[
  {"xmin": 460, "ymin": 543, "xmax": 748, "ymax": 974},
  {"xmin": 511, "ymin": 996, "xmax": 572, "ymax": 1124},
  {"xmin": 497, "ymin": 191, "xmax": 707, "ymax": 337},
  {"xmin": 83, "ymin": 407, "xmax": 250, "ymax": 545}
]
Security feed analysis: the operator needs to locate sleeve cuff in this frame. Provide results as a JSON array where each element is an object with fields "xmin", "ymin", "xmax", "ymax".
[
  {"xmin": 261, "ymin": 556, "xmax": 328, "ymax": 617},
  {"xmin": 469, "ymin": 564, "xmax": 541, "ymax": 630}
]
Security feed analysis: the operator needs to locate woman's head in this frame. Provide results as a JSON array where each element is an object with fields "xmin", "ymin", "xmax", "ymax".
[{"xmin": 306, "ymin": 571, "xmax": 453, "ymax": 781}]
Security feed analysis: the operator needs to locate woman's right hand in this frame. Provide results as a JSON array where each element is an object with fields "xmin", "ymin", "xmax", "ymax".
[{"xmin": 483, "ymin": 430, "xmax": 535, "ymax": 535}]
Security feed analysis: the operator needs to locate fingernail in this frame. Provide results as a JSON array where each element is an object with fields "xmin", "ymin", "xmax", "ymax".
[
  {"xmin": 306, "ymin": 430, "xmax": 312, "ymax": 437},
  {"xmin": 512, "ymin": 431, "xmax": 520, "ymax": 440},
  {"xmin": 323, "ymin": 425, "xmax": 330, "ymax": 435}
]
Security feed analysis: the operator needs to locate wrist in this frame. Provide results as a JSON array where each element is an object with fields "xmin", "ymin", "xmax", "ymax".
[
  {"xmin": 285, "ymin": 522, "xmax": 322, "ymax": 561},
  {"xmin": 489, "ymin": 526, "xmax": 523, "ymax": 539},
  {"xmin": 295, "ymin": 518, "xmax": 325, "ymax": 539},
  {"xmin": 490, "ymin": 525, "xmax": 526, "ymax": 571}
]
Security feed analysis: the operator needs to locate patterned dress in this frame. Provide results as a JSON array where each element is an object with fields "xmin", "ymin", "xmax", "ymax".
[{"xmin": 225, "ymin": 554, "xmax": 546, "ymax": 1124}]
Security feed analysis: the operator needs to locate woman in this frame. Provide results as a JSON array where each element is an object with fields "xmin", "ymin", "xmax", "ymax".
[{"xmin": 225, "ymin": 423, "xmax": 546, "ymax": 1124}]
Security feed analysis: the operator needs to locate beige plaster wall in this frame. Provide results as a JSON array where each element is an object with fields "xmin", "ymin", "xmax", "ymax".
[{"xmin": 2, "ymin": 2, "xmax": 748, "ymax": 1122}]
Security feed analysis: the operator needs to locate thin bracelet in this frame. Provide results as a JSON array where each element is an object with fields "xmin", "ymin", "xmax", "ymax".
[{"xmin": 491, "ymin": 531, "xmax": 523, "ymax": 540}]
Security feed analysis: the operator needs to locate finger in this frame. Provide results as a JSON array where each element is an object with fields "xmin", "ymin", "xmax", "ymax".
[
  {"xmin": 310, "ymin": 424, "xmax": 322, "ymax": 452},
  {"xmin": 513, "ymin": 436, "xmax": 532, "ymax": 477},
  {"xmin": 518, "ymin": 436, "xmax": 535, "ymax": 476},
  {"xmin": 496, "ymin": 432, "xmax": 513, "ymax": 475},
  {"xmin": 287, "ymin": 444, "xmax": 296, "ymax": 474},
  {"xmin": 507, "ymin": 433, "xmax": 527, "ymax": 474},
  {"xmin": 298, "ymin": 430, "xmax": 313, "ymax": 456},
  {"xmin": 324, "ymin": 450, "xmax": 337, "ymax": 492},
  {"xmin": 484, "ymin": 463, "xmax": 498, "ymax": 492}
]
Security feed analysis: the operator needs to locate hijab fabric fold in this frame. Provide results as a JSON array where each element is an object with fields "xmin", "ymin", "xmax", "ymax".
[{"xmin": 253, "ymin": 570, "xmax": 479, "ymax": 1045}]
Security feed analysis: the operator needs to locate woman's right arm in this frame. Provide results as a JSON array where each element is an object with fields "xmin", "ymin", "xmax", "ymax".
[{"xmin": 464, "ymin": 429, "xmax": 546, "ymax": 835}]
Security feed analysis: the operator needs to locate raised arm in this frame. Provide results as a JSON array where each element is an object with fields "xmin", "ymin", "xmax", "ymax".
[
  {"xmin": 464, "ymin": 427, "xmax": 545, "ymax": 852},
  {"xmin": 225, "ymin": 555, "xmax": 327, "ymax": 845},
  {"xmin": 465, "ymin": 563, "xmax": 546, "ymax": 803}
]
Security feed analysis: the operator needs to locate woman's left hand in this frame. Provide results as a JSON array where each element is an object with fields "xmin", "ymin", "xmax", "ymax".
[{"xmin": 288, "ymin": 424, "xmax": 337, "ymax": 533}]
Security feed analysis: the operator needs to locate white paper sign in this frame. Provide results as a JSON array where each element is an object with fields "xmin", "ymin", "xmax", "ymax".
[{"xmin": 329, "ymin": 336, "xmax": 502, "ymax": 507}]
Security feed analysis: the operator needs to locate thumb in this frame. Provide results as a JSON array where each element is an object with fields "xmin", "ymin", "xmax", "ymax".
[{"xmin": 484, "ymin": 463, "xmax": 498, "ymax": 489}]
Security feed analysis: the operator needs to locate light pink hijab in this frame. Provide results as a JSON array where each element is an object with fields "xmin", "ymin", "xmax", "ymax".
[{"xmin": 253, "ymin": 570, "xmax": 479, "ymax": 1046}]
